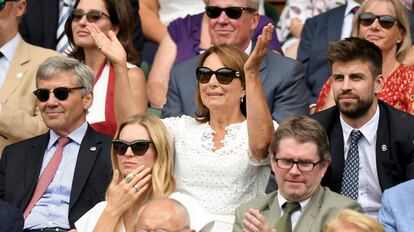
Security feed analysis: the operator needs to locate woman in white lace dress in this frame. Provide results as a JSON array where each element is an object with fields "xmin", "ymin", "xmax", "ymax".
[{"xmin": 162, "ymin": 25, "xmax": 277, "ymax": 230}]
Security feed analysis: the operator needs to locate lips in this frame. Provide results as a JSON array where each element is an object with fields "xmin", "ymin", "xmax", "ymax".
[
  {"xmin": 207, "ymin": 92, "xmax": 224, "ymax": 96},
  {"xmin": 76, "ymin": 30, "xmax": 90, "ymax": 36},
  {"xmin": 365, "ymin": 34, "xmax": 383, "ymax": 42}
]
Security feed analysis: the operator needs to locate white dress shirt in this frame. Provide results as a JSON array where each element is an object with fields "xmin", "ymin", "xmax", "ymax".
[
  {"xmin": 341, "ymin": 0, "xmax": 360, "ymax": 39},
  {"xmin": 0, "ymin": 34, "xmax": 20, "ymax": 89}
]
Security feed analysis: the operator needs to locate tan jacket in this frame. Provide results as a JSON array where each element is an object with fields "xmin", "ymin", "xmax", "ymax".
[{"xmin": 0, "ymin": 38, "xmax": 60, "ymax": 154}]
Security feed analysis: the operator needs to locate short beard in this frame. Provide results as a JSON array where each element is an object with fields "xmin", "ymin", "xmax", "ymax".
[{"xmin": 335, "ymin": 94, "xmax": 373, "ymax": 119}]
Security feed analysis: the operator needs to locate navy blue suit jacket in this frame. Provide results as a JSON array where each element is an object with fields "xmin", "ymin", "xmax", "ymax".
[
  {"xmin": 0, "ymin": 200, "xmax": 23, "ymax": 232},
  {"xmin": 0, "ymin": 125, "xmax": 113, "ymax": 229}
]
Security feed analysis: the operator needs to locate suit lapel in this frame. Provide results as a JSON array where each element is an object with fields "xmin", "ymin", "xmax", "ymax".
[
  {"xmin": 327, "ymin": 6, "xmax": 346, "ymax": 42},
  {"xmin": 23, "ymin": 133, "xmax": 49, "ymax": 208},
  {"xmin": 264, "ymin": 192, "xmax": 281, "ymax": 227},
  {"xmin": 375, "ymin": 102, "xmax": 390, "ymax": 191},
  {"xmin": 0, "ymin": 40, "xmax": 30, "ymax": 102},
  {"xmin": 69, "ymin": 126, "xmax": 103, "ymax": 210},
  {"xmin": 294, "ymin": 187, "xmax": 324, "ymax": 232},
  {"xmin": 258, "ymin": 52, "xmax": 269, "ymax": 85}
]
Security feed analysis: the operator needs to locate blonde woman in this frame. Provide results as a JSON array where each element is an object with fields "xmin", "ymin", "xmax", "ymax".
[{"xmin": 325, "ymin": 209, "xmax": 385, "ymax": 232}]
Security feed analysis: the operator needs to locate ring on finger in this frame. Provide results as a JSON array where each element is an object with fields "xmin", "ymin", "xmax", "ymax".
[
  {"xmin": 124, "ymin": 173, "xmax": 135, "ymax": 183},
  {"xmin": 98, "ymin": 44, "xmax": 103, "ymax": 49},
  {"xmin": 133, "ymin": 184, "xmax": 140, "ymax": 193}
]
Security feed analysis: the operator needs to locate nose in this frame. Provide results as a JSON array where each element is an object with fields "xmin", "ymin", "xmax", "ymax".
[
  {"xmin": 44, "ymin": 92, "xmax": 59, "ymax": 106},
  {"xmin": 341, "ymin": 76, "xmax": 352, "ymax": 91},
  {"xmin": 124, "ymin": 147, "xmax": 135, "ymax": 157},
  {"xmin": 288, "ymin": 163, "xmax": 302, "ymax": 175},
  {"xmin": 369, "ymin": 18, "xmax": 381, "ymax": 30},
  {"xmin": 217, "ymin": 10, "xmax": 229, "ymax": 23},
  {"xmin": 207, "ymin": 74, "xmax": 219, "ymax": 87},
  {"xmin": 78, "ymin": 14, "xmax": 88, "ymax": 25}
]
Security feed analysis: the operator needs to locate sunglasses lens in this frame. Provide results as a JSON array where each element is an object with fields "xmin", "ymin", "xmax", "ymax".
[
  {"xmin": 71, "ymin": 9, "xmax": 84, "ymax": 20},
  {"xmin": 130, "ymin": 142, "xmax": 150, "ymax": 156},
  {"xmin": 359, "ymin": 13, "xmax": 375, "ymax": 26},
  {"xmin": 33, "ymin": 89, "xmax": 50, "ymax": 102},
  {"xmin": 225, "ymin": 7, "xmax": 243, "ymax": 19},
  {"xmin": 113, "ymin": 141, "xmax": 128, "ymax": 155},
  {"xmin": 53, "ymin": 87, "xmax": 70, "ymax": 101},
  {"xmin": 216, "ymin": 68, "xmax": 236, "ymax": 84},
  {"xmin": 196, "ymin": 67, "xmax": 213, "ymax": 84},
  {"xmin": 205, "ymin": 6, "xmax": 222, "ymax": 19},
  {"xmin": 87, "ymin": 10, "xmax": 103, "ymax": 22},
  {"xmin": 379, "ymin": 15, "xmax": 396, "ymax": 29}
]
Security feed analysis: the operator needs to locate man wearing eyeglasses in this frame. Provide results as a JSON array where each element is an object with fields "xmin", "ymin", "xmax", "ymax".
[
  {"xmin": 0, "ymin": 0, "xmax": 60, "ymax": 155},
  {"xmin": 162, "ymin": 0, "xmax": 310, "ymax": 123},
  {"xmin": 312, "ymin": 37, "xmax": 414, "ymax": 218},
  {"xmin": 0, "ymin": 56, "xmax": 112, "ymax": 231},
  {"xmin": 233, "ymin": 116, "xmax": 361, "ymax": 232}
]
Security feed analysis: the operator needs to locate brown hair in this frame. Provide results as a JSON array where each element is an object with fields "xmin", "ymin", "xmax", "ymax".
[
  {"xmin": 352, "ymin": 0, "xmax": 411, "ymax": 62},
  {"xmin": 195, "ymin": 44, "xmax": 248, "ymax": 123},
  {"xmin": 327, "ymin": 37, "xmax": 383, "ymax": 78},
  {"xmin": 64, "ymin": 0, "xmax": 139, "ymax": 65},
  {"xmin": 269, "ymin": 115, "xmax": 330, "ymax": 161}
]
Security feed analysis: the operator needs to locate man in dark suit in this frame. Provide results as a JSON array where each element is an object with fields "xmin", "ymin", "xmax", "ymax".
[
  {"xmin": 312, "ymin": 38, "xmax": 414, "ymax": 218},
  {"xmin": 0, "ymin": 56, "xmax": 113, "ymax": 231},
  {"xmin": 0, "ymin": 200, "xmax": 23, "ymax": 232},
  {"xmin": 19, "ymin": 0, "xmax": 144, "ymax": 56},
  {"xmin": 162, "ymin": 0, "xmax": 310, "ymax": 123}
]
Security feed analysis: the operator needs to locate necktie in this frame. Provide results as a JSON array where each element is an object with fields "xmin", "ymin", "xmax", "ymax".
[
  {"xmin": 56, "ymin": 0, "xmax": 73, "ymax": 53},
  {"xmin": 341, "ymin": 130, "xmax": 363, "ymax": 200},
  {"xmin": 0, "ymin": 51, "xmax": 3, "ymax": 58},
  {"xmin": 23, "ymin": 137, "xmax": 71, "ymax": 219},
  {"xmin": 275, "ymin": 202, "xmax": 301, "ymax": 232}
]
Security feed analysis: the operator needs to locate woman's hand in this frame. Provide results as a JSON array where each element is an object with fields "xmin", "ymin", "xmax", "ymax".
[
  {"xmin": 244, "ymin": 23, "xmax": 273, "ymax": 77},
  {"xmin": 86, "ymin": 23, "xmax": 127, "ymax": 66},
  {"xmin": 242, "ymin": 209, "xmax": 276, "ymax": 232},
  {"xmin": 105, "ymin": 165, "xmax": 152, "ymax": 217}
]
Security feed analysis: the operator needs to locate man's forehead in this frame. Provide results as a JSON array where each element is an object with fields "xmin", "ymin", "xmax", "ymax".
[{"xmin": 208, "ymin": 0, "xmax": 247, "ymax": 6}]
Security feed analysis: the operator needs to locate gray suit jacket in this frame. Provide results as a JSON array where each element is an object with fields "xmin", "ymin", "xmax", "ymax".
[
  {"xmin": 162, "ymin": 51, "xmax": 310, "ymax": 123},
  {"xmin": 233, "ymin": 186, "xmax": 362, "ymax": 232}
]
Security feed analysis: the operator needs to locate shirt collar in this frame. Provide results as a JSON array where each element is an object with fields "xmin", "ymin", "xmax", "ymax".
[
  {"xmin": 344, "ymin": 0, "xmax": 360, "ymax": 17},
  {"xmin": 47, "ymin": 121, "xmax": 88, "ymax": 150},
  {"xmin": 0, "ymin": 34, "xmax": 20, "ymax": 62},
  {"xmin": 277, "ymin": 190, "xmax": 311, "ymax": 212},
  {"xmin": 245, "ymin": 40, "xmax": 253, "ymax": 55},
  {"xmin": 340, "ymin": 105, "xmax": 380, "ymax": 145}
]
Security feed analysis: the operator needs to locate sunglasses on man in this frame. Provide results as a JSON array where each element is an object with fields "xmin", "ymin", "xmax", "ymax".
[
  {"xmin": 196, "ymin": 67, "xmax": 241, "ymax": 85},
  {"xmin": 70, "ymin": 9, "xmax": 109, "ymax": 23},
  {"xmin": 205, "ymin": 6, "xmax": 256, "ymax": 19},
  {"xmin": 112, "ymin": 139, "xmax": 153, "ymax": 156},
  {"xmin": 0, "ymin": 0, "xmax": 18, "ymax": 10},
  {"xmin": 359, "ymin": 12, "xmax": 397, "ymax": 29},
  {"xmin": 33, "ymin": 87, "xmax": 85, "ymax": 102}
]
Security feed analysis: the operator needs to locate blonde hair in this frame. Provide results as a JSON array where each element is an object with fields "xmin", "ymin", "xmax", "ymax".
[
  {"xmin": 352, "ymin": 0, "xmax": 411, "ymax": 62},
  {"xmin": 108, "ymin": 114, "xmax": 176, "ymax": 201},
  {"xmin": 324, "ymin": 210, "xmax": 385, "ymax": 232}
]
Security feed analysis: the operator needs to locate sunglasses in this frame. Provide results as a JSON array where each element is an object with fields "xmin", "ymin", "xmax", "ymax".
[
  {"xmin": 112, "ymin": 139, "xmax": 152, "ymax": 156},
  {"xmin": 196, "ymin": 67, "xmax": 241, "ymax": 85},
  {"xmin": 359, "ymin": 12, "xmax": 397, "ymax": 29},
  {"xmin": 33, "ymin": 87, "xmax": 85, "ymax": 102},
  {"xmin": 0, "ymin": 0, "xmax": 18, "ymax": 10},
  {"xmin": 205, "ymin": 6, "xmax": 256, "ymax": 19},
  {"xmin": 70, "ymin": 9, "xmax": 110, "ymax": 23}
]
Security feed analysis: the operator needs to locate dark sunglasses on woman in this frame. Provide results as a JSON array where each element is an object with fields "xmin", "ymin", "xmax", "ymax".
[
  {"xmin": 112, "ymin": 139, "xmax": 152, "ymax": 156},
  {"xmin": 0, "ymin": 0, "xmax": 17, "ymax": 11},
  {"xmin": 70, "ymin": 9, "xmax": 109, "ymax": 23},
  {"xmin": 33, "ymin": 87, "xmax": 85, "ymax": 102},
  {"xmin": 196, "ymin": 67, "xmax": 241, "ymax": 85},
  {"xmin": 205, "ymin": 6, "xmax": 256, "ymax": 19},
  {"xmin": 359, "ymin": 12, "xmax": 397, "ymax": 29}
]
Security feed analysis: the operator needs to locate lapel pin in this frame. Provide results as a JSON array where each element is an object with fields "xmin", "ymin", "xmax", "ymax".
[
  {"xmin": 90, "ymin": 146, "xmax": 97, "ymax": 151},
  {"xmin": 16, "ymin": 72, "xmax": 23, "ymax": 78},
  {"xmin": 381, "ymin": 144, "xmax": 387, "ymax": 152}
]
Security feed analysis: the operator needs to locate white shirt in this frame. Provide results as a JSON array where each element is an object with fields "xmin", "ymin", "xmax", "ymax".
[
  {"xmin": 340, "ymin": 105, "xmax": 382, "ymax": 218},
  {"xmin": 340, "ymin": 0, "xmax": 360, "ymax": 39},
  {"xmin": 0, "ymin": 34, "xmax": 20, "ymax": 89},
  {"xmin": 277, "ymin": 191, "xmax": 311, "ymax": 230}
]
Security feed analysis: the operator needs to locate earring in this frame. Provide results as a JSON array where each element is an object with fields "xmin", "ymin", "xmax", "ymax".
[{"xmin": 241, "ymin": 97, "xmax": 244, "ymax": 103}]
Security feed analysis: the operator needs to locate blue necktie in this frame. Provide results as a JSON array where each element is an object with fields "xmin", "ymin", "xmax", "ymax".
[{"xmin": 341, "ymin": 130, "xmax": 363, "ymax": 200}]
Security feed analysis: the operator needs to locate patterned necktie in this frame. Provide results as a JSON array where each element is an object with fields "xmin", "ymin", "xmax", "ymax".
[
  {"xmin": 275, "ymin": 202, "xmax": 301, "ymax": 232},
  {"xmin": 56, "ymin": 0, "xmax": 73, "ymax": 53},
  {"xmin": 23, "ymin": 137, "xmax": 71, "ymax": 219},
  {"xmin": 341, "ymin": 130, "xmax": 363, "ymax": 200}
]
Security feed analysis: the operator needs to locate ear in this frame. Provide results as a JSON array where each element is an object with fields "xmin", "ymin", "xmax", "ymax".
[
  {"xmin": 374, "ymin": 74, "xmax": 384, "ymax": 94},
  {"xmin": 250, "ymin": 12, "xmax": 260, "ymax": 31},
  {"xmin": 16, "ymin": 0, "xmax": 27, "ymax": 17},
  {"xmin": 83, "ymin": 90, "xmax": 94, "ymax": 110},
  {"xmin": 112, "ymin": 25, "xmax": 120, "ymax": 35},
  {"xmin": 320, "ymin": 159, "xmax": 331, "ymax": 178}
]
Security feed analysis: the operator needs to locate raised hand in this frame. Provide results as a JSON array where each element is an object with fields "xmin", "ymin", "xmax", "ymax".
[
  {"xmin": 244, "ymin": 23, "xmax": 274, "ymax": 76},
  {"xmin": 242, "ymin": 209, "xmax": 277, "ymax": 232},
  {"xmin": 86, "ymin": 22, "xmax": 127, "ymax": 66},
  {"xmin": 105, "ymin": 165, "xmax": 152, "ymax": 217}
]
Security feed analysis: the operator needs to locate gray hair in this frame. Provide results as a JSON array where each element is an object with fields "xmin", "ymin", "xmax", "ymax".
[
  {"xmin": 36, "ymin": 56, "xmax": 94, "ymax": 96},
  {"xmin": 207, "ymin": 0, "xmax": 259, "ymax": 10}
]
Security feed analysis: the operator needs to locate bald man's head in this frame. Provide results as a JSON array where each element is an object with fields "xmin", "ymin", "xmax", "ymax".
[{"xmin": 136, "ymin": 198, "xmax": 194, "ymax": 232}]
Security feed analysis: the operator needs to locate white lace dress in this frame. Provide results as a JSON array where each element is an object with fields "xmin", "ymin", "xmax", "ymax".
[{"xmin": 162, "ymin": 116, "xmax": 273, "ymax": 227}]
